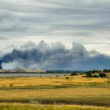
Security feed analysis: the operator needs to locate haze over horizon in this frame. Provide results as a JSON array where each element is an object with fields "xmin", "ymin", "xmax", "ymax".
[{"xmin": 0, "ymin": 0, "xmax": 110, "ymax": 70}]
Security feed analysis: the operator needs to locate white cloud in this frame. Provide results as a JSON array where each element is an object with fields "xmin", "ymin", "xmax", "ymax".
[{"xmin": 0, "ymin": 0, "xmax": 110, "ymax": 55}]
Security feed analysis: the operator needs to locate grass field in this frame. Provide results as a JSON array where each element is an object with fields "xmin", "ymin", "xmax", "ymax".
[
  {"xmin": 0, "ymin": 75, "xmax": 110, "ymax": 109},
  {"xmin": 0, "ymin": 75, "xmax": 110, "ymax": 88},
  {"xmin": 0, "ymin": 103, "xmax": 110, "ymax": 110}
]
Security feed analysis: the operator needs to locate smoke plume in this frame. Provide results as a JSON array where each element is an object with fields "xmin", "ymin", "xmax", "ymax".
[{"xmin": 0, "ymin": 41, "xmax": 110, "ymax": 70}]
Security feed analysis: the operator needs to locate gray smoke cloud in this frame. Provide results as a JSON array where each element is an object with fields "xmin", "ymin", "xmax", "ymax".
[{"xmin": 1, "ymin": 41, "xmax": 110, "ymax": 70}]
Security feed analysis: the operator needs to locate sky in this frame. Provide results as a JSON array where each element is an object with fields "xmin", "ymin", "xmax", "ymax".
[{"xmin": 0, "ymin": 0, "xmax": 110, "ymax": 70}]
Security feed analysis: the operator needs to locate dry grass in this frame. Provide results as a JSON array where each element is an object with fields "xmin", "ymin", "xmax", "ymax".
[
  {"xmin": 0, "ymin": 87, "xmax": 110, "ymax": 99},
  {"xmin": 0, "ymin": 75, "xmax": 110, "ymax": 106},
  {"xmin": 0, "ymin": 75, "xmax": 109, "ymax": 88}
]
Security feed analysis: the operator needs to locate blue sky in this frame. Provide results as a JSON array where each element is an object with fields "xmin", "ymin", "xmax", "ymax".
[{"xmin": 0, "ymin": 0, "xmax": 110, "ymax": 70}]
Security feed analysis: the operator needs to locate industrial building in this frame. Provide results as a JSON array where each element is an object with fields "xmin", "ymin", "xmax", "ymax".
[{"xmin": 0, "ymin": 69, "xmax": 46, "ymax": 73}]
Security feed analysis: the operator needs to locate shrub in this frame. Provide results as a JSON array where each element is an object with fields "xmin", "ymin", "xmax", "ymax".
[
  {"xmin": 99, "ymin": 73, "xmax": 107, "ymax": 78},
  {"xmin": 65, "ymin": 77, "xmax": 69, "ymax": 79}
]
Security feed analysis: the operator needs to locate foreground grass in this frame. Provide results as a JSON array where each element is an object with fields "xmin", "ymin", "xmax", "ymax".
[{"xmin": 0, "ymin": 103, "xmax": 109, "ymax": 110}]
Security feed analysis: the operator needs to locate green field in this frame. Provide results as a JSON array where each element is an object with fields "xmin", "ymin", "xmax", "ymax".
[{"xmin": 0, "ymin": 103, "xmax": 110, "ymax": 110}]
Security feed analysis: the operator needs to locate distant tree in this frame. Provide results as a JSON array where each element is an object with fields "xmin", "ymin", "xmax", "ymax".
[
  {"xmin": 99, "ymin": 73, "xmax": 107, "ymax": 78},
  {"xmin": 103, "ymin": 69, "xmax": 110, "ymax": 73},
  {"xmin": 88, "ymin": 70, "xmax": 101, "ymax": 74},
  {"xmin": 71, "ymin": 72, "xmax": 77, "ymax": 76},
  {"xmin": 85, "ymin": 72, "xmax": 92, "ymax": 77}
]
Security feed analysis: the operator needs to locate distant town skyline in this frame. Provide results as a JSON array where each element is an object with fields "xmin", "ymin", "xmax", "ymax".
[{"xmin": 0, "ymin": 0, "xmax": 110, "ymax": 70}]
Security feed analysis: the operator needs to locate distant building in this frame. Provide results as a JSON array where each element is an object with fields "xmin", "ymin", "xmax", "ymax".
[
  {"xmin": 0, "ymin": 68, "xmax": 46, "ymax": 73},
  {"xmin": 0, "ymin": 69, "xmax": 6, "ymax": 72}
]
